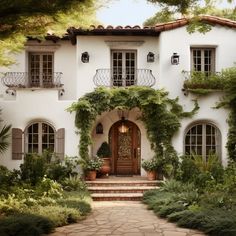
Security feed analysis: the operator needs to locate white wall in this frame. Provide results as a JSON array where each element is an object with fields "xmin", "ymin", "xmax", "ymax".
[
  {"xmin": 76, "ymin": 36, "xmax": 160, "ymax": 97},
  {"xmin": 0, "ymin": 25, "xmax": 235, "ymax": 171},
  {"xmin": 0, "ymin": 90, "xmax": 77, "ymax": 170},
  {"xmin": 0, "ymin": 40, "xmax": 77, "ymax": 101},
  {"xmin": 159, "ymin": 25, "xmax": 236, "ymax": 165}
]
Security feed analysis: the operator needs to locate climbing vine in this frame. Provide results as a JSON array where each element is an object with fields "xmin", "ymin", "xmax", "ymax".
[
  {"xmin": 216, "ymin": 67, "xmax": 236, "ymax": 161},
  {"xmin": 68, "ymin": 86, "xmax": 199, "ymax": 170}
]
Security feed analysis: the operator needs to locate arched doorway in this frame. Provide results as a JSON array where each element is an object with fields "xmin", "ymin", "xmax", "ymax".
[{"xmin": 109, "ymin": 120, "xmax": 141, "ymax": 175}]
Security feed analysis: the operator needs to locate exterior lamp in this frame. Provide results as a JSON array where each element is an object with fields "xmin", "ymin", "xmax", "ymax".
[
  {"xmin": 118, "ymin": 117, "xmax": 129, "ymax": 133},
  {"xmin": 81, "ymin": 52, "xmax": 89, "ymax": 63},
  {"xmin": 171, "ymin": 53, "xmax": 179, "ymax": 65},
  {"xmin": 147, "ymin": 52, "xmax": 155, "ymax": 63}
]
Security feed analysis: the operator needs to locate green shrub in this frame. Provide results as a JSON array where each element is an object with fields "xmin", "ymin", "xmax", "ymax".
[
  {"xmin": 158, "ymin": 202, "xmax": 186, "ymax": 217},
  {"xmin": 35, "ymin": 177, "xmax": 63, "ymax": 198},
  {"xmin": 168, "ymin": 210, "xmax": 194, "ymax": 222},
  {"xmin": 20, "ymin": 153, "xmax": 48, "ymax": 185},
  {"xmin": 31, "ymin": 205, "xmax": 81, "ymax": 226},
  {"xmin": 0, "ymin": 194, "xmax": 27, "ymax": 215},
  {"xmin": 61, "ymin": 175, "xmax": 88, "ymax": 193},
  {"xmin": 57, "ymin": 199, "xmax": 91, "ymax": 216},
  {"xmin": 46, "ymin": 156, "xmax": 78, "ymax": 182},
  {"xmin": 0, "ymin": 213, "xmax": 54, "ymax": 236}
]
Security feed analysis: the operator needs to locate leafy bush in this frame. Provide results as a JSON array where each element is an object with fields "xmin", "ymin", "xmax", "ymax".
[
  {"xmin": 0, "ymin": 166, "xmax": 20, "ymax": 190},
  {"xmin": 158, "ymin": 202, "xmax": 186, "ymax": 217},
  {"xmin": 20, "ymin": 153, "xmax": 48, "ymax": 185},
  {"xmin": 57, "ymin": 199, "xmax": 91, "ymax": 216},
  {"xmin": 61, "ymin": 175, "xmax": 88, "ymax": 194},
  {"xmin": 0, "ymin": 194, "xmax": 27, "ymax": 216},
  {"xmin": 35, "ymin": 177, "xmax": 63, "ymax": 198},
  {"xmin": 32, "ymin": 205, "xmax": 81, "ymax": 226},
  {"xmin": 142, "ymin": 158, "xmax": 159, "ymax": 171},
  {"xmin": 0, "ymin": 213, "xmax": 54, "ymax": 236},
  {"xmin": 46, "ymin": 156, "xmax": 78, "ymax": 182}
]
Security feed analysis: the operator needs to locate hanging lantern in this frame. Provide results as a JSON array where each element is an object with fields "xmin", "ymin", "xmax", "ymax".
[{"xmin": 118, "ymin": 118, "xmax": 129, "ymax": 133}]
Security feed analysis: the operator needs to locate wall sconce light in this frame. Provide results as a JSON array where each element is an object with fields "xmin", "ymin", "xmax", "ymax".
[
  {"xmin": 81, "ymin": 51, "xmax": 89, "ymax": 63},
  {"xmin": 96, "ymin": 123, "xmax": 103, "ymax": 134},
  {"xmin": 171, "ymin": 53, "xmax": 179, "ymax": 65},
  {"xmin": 147, "ymin": 52, "xmax": 155, "ymax": 63}
]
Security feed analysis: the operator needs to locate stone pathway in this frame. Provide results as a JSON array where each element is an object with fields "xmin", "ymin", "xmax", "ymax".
[{"xmin": 50, "ymin": 201, "xmax": 206, "ymax": 236}]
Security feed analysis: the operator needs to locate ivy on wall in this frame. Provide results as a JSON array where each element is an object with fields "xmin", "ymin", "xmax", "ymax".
[
  {"xmin": 68, "ymin": 86, "xmax": 199, "ymax": 171},
  {"xmin": 216, "ymin": 67, "xmax": 236, "ymax": 161}
]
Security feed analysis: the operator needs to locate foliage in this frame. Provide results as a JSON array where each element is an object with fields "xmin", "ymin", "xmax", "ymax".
[
  {"xmin": 20, "ymin": 153, "xmax": 49, "ymax": 185},
  {"xmin": 216, "ymin": 67, "xmax": 236, "ymax": 161},
  {"xmin": 68, "ymin": 86, "xmax": 198, "ymax": 173},
  {"xmin": 29, "ymin": 205, "xmax": 81, "ymax": 227},
  {"xmin": 143, "ymin": 159, "xmax": 236, "ymax": 235},
  {"xmin": 0, "ymin": 109, "xmax": 11, "ymax": 154},
  {"xmin": 46, "ymin": 156, "xmax": 79, "ymax": 182},
  {"xmin": 35, "ymin": 177, "xmax": 63, "ymax": 198},
  {"xmin": 61, "ymin": 175, "xmax": 88, "ymax": 194},
  {"xmin": 0, "ymin": 0, "xmax": 99, "ymax": 67},
  {"xmin": 57, "ymin": 199, "xmax": 91, "ymax": 216},
  {"xmin": 142, "ymin": 158, "xmax": 159, "ymax": 171},
  {"xmin": 96, "ymin": 141, "xmax": 111, "ymax": 158},
  {"xmin": 145, "ymin": 1, "xmax": 236, "ymax": 32},
  {"xmin": 80, "ymin": 156, "xmax": 103, "ymax": 171},
  {"xmin": 183, "ymin": 71, "xmax": 225, "ymax": 95},
  {"xmin": 177, "ymin": 154, "xmax": 224, "ymax": 189},
  {"xmin": 0, "ymin": 213, "xmax": 54, "ymax": 236}
]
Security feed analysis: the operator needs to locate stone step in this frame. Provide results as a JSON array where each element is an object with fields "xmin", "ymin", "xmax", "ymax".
[
  {"xmin": 88, "ymin": 185, "xmax": 159, "ymax": 193},
  {"xmin": 91, "ymin": 193, "xmax": 143, "ymax": 201},
  {"xmin": 86, "ymin": 180, "xmax": 160, "ymax": 187}
]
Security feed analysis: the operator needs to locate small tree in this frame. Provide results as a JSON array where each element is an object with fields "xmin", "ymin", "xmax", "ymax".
[{"xmin": 96, "ymin": 142, "xmax": 111, "ymax": 158}]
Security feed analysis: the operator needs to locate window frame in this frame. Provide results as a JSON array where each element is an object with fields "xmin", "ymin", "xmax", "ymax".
[
  {"xmin": 28, "ymin": 52, "xmax": 54, "ymax": 87},
  {"xmin": 190, "ymin": 47, "xmax": 216, "ymax": 74},
  {"xmin": 184, "ymin": 121, "xmax": 221, "ymax": 161},
  {"xmin": 111, "ymin": 50, "xmax": 137, "ymax": 87},
  {"xmin": 25, "ymin": 121, "xmax": 56, "ymax": 154}
]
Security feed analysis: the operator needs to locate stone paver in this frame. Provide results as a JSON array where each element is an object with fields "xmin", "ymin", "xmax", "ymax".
[{"xmin": 50, "ymin": 201, "xmax": 206, "ymax": 236}]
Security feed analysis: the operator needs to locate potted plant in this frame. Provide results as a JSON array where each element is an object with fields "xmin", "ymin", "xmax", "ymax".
[
  {"xmin": 96, "ymin": 141, "xmax": 111, "ymax": 176},
  {"xmin": 85, "ymin": 156, "xmax": 103, "ymax": 181},
  {"xmin": 142, "ymin": 158, "xmax": 158, "ymax": 180}
]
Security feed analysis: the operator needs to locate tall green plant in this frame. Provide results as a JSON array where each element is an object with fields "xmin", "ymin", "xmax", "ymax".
[{"xmin": 68, "ymin": 86, "xmax": 198, "ymax": 171}]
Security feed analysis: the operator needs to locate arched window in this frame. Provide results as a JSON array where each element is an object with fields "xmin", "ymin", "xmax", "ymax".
[
  {"xmin": 184, "ymin": 122, "xmax": 221, "ymax": 159},
  {"xmin": 25, "ymin": 122, "xmax": 55, "ymax": 154}
]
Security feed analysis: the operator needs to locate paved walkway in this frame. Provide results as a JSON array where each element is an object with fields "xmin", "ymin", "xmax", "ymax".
[{"xmin": 50, "ymin": 201, "xmax": 206, "ymax": 236}]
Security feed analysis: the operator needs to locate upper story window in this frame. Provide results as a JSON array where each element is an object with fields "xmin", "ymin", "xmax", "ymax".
[
  {"xmin": 191, "ymin": 48, "xmax": 215, "ymax": 74},
  {"xmin": 29, "ymin": 52, "xmax": 54, "ymax": 87},
  {"xmin": 112, "ymin": 50, "xmax": 137, "ymax": 86},
  {"xmin": 25, "ymin": 122, "xmax": 55, "ymax": 154},
  {"xmin": 184, "ymin": 122, "xmax": 221, "ymax": 160}
]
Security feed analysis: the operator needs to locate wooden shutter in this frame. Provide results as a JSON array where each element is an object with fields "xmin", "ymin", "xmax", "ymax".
[
  {"xmin": 12, "ymin": 128, "xmax": 23, "ymax": 160},
  {"xmin": 56, "ymin": 128, "xmax": 65, "ymax": 159}
]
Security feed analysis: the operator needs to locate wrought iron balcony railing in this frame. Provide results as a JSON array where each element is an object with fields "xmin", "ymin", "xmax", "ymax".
[
  {"xmin": 1, "ymin": 72, "xmax": 63, "ymax": 89},
  {"xmin": 93, "ymin": 69, "xmax": 156, "ymax": 87}
]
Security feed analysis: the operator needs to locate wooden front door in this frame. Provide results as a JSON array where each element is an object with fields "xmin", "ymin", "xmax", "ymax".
[{"xmin": 109, "ymin": 120, "xmax": 141, "ymax": 175}]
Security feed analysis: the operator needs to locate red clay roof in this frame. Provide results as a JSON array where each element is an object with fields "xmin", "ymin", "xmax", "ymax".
[
  {"xmin": 69, "ymin": 15, "xmax": 236, "ymax": 34},
  {"xmin": 154, "ymin": 15, "xmax": 236, "ymax": 31}
]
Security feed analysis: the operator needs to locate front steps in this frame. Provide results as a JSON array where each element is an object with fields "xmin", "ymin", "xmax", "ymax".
[{"xmin": 86, "ymin": 177, "xmax": 160, "ymax": 201}]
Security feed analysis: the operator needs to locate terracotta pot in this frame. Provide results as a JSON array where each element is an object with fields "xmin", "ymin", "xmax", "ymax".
[
  {"xmin": 100, "ymin": 158, "xmax": 111, "ymax": 176},
  {"xmin": 147, "ymin": 171, "xmax": 156, "ymax": 181},
  {"xmin": 87, "ymin": 170, "xmax": 97, "ymax": 181}
]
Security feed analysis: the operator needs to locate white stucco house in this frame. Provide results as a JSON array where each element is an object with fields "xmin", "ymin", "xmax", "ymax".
[{"xmin": 0, "ymin": 15, "xmax": 235, "ymax": 176}]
